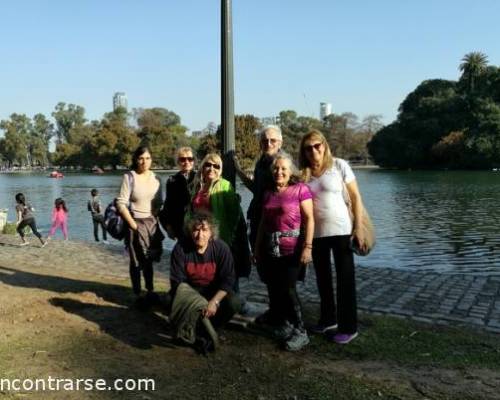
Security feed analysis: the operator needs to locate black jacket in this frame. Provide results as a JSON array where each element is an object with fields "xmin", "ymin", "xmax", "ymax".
[{"xmin": 160, "ymin": 170, "xmax": 196, "ymax": 238}]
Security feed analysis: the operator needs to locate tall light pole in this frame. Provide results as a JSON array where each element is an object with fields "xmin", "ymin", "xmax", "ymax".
[{"xmin": 221, "ymin": 0, "xmax": 235, "ymax": 186}]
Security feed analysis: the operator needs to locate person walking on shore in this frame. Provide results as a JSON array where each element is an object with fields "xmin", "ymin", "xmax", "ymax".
[
  {"xmin": 47, "ymin": 198, "xmax": 69, "ymax": 241},
  {"xmin": 88, "ymin": 189, "xmax": 108, "ymax": 243},
  {"xmin": 117, "ymin": 145, "xmax": 164, "ymax": 306},
  {"xmin": 15, "ymin": 193, "xmax": 46, "ymax": 247},
  {"xmin": 160, "ymin": 147, "xmax": 196, "ymax": 240}
]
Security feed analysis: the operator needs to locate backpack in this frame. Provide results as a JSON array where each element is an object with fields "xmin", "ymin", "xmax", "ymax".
[{"xmin": 104, "ymin": 172, "xmax": 133, "ymax": 240}]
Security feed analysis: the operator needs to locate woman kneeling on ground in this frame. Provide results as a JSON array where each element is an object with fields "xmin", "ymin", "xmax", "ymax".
[
  {"xmin": 169, "ymin": 213, "xmax": 241, "ymax": 353},
  {"xmin": 254, "ymin": 154, "xmax": 314, "ymax": 351}
]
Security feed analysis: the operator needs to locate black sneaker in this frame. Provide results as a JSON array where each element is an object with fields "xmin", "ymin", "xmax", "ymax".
[{"xmin": 308, "ymin": 322, "xmax": 338, "ymax": 335}]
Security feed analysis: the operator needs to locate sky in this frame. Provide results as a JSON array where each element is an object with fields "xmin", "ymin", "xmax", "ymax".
[{"xmin": 1, "ymin": 0, "xmax": 500, "ymax": 133}]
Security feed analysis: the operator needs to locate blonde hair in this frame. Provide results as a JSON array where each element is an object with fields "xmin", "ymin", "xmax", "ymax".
[
  {"xmin": 298, "ymin": 129, "xmax": 334, "ymax": 182},
  {"xmin": 176, "ymin": 146, "xmax": 194, "ymax": 160},
  {"xmin": 194, "ymin": 153, "xmax": 223, "ymax": 191},
  {"xmin": 271, "ymin": 153, "xmax": 301, "ymax": 186}
]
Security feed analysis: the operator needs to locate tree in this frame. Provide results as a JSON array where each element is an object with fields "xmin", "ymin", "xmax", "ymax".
[
  {"xmin": 459, "ymin": 51, "xmax": 488, "ymax": 94},
  {"xmin": 134, "ymin": 107, "xmax": 187, "ymax": 167},
  {"xmin": 0, "ymin": 114, "xmax": 32, "ymax": 166},
  {"xmin": 51, "ymin": 102, "xmax": 86, "ymax": 144},
  {"xmin": 31, "ymin": 113, "xmax": 54, "ymax": 166},
  {"xmin": 235, "ymin": 114, "xmax": 261, "ymax": 169}
]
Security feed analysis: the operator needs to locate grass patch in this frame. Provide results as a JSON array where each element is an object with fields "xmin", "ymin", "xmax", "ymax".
[{"xmin": 309, "ymin": 313, "xmax": 500, "ymax": 370}]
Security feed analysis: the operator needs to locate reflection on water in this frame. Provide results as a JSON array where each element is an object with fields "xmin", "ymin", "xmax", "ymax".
[{"xmin": 1, "ymin": 170, "xmax": 499, "ymax": 275}]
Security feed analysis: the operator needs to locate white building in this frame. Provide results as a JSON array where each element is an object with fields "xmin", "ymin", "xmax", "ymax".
[
  {"xmin": 320, "ymin": 102, "xmax": 332, "ymax": 120},
  {"xmin": 113, "ymin": 92, "xmax": 128, "ymax": 111}
]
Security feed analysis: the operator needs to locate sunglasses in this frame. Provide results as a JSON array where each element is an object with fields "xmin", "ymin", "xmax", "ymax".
[
  {"xmin": 304, "ymin": 143, "xmax": 323, "ymax": 152},
  {"xmin": 178, "ymin": 157, "xmax": 194, "ymax": 162},
  {"xmin": 261, "ymin": 138, "xmax": 279, "ymax": 145},
  {"xmin": 203, "ymin": 162, "xmax": 221, "ymax": 170}
]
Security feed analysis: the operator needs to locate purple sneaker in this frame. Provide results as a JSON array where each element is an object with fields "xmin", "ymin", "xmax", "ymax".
[{"xmin": 331, "ymin": 332, "xmax": 358, "ymax": 344}]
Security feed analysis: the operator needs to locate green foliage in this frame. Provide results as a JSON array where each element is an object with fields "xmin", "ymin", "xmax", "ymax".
[
  {"xmin": 369, "ymin": 53, "xmax": 500, "ymax": 169},
  {"xmin": 2, "ymin": 222, "xmax": 17, "ymax": 235},
  {"xmin": 51, "ymin": 102, "xmax": 86, "ymax": 145},
  {"xmin": 235, "ymin": 114, "xmax": 261, "ymax": 169}
]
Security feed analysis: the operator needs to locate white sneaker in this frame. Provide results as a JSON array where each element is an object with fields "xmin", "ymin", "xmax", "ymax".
[
  {"xmin": 19, "ymin": 242, "xmax": 29, "ymax": 247},
  {"xmin": 285, "ymin": 328, "xmax": 310, "ymax": 351},
  {"xmin": 102, "ymin": 240, "xmax": 110, "ymax": 244}
]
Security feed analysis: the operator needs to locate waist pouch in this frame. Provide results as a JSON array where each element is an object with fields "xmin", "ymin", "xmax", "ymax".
[{"xmin": 265, "ymin": 229, "xmax": 300, "ymax": 258}]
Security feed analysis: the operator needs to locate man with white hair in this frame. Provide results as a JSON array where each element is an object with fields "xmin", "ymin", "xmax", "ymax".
[{"xmin": 235, "ymin": 125, "xmax": 284, "ymax": 250}]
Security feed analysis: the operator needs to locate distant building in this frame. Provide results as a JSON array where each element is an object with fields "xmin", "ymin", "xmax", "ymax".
[
  {"xmin": 320, "ymin": 102, "xmax": 332, "ymax": 120},
  {"xmin": 191, "ymin": 130, "xmax": 204, "ymax": 138},
  {"xmin": 113, "ymin": 92, "xmax": 128, "ymax": 111},
  {"xmin": 260, "ymin": 116, "xmax": 280, "ymax": 127}
]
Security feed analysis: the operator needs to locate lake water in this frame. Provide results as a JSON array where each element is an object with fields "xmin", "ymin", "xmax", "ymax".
[{"xmin": 1, "ymin": 170, "xmax": 499, "ymax": 275}]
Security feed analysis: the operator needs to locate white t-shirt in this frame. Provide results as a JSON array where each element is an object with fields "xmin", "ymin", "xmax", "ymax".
[{"xmin": 306, "ymin": 158, "xmax": 355, "ymax": 238}]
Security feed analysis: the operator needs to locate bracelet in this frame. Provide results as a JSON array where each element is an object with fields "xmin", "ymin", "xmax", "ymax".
[{"xmin": 214, "ymin": 300, "xmax": 220, "ymax": 308}]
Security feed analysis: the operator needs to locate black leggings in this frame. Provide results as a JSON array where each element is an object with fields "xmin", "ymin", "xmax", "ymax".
[
  {"xmin": 129, "ymin": 262, "xmax": 154, "ymax": 295},
  {"xmin": 17, "ymin": 218, "xmax": 42, "ymax": 239},
  {"xmin": 312, "ymin": 235, "xmax": 357, "ymax": 334},
  {"xmin": 259, "ymin": 254, "xmax": 304, "ymax": 329}
]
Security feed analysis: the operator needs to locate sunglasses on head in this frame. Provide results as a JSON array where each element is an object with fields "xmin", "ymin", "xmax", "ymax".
[
  {"xmin": 178, "ymin": 157, "xmax": 194, "ymax": 162},
  {"xmin": 304, "ymin": 143, "xmax": 323, "ymax": 152},
  {"xmin": 203, "ymin": 162, "xmax": 221, "ymax": 170}
]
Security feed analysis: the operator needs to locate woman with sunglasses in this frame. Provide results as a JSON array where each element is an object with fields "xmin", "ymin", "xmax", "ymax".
[
  {"xmin": 190, "ymin": 153, "xmax": 251, "ymax": 283},
  {"xmin": 160, "ymin": 147, "xmax": 196, "ymax": 240},
  {"xmin": 298, "ymin": 129, "xmax": 367, "ymax": 344}
]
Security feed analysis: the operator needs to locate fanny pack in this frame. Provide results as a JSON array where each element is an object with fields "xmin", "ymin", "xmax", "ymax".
[{"xmin": 265, "ymin": 229, "xmax": 300, "ymax": 258}]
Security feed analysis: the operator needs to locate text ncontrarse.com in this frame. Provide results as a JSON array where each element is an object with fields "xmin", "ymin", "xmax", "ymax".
[{"xmin": 0, "ymin": 377, "xmax": 156, "ymax": 392}]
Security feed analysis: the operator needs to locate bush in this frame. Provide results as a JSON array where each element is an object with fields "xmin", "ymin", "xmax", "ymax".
[{"xmin": 2, "ymin": 222, "xmax": 18, "ymax": 235}]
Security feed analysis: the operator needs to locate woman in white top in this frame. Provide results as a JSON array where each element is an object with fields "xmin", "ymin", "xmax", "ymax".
[
  {"xmin": 117, "ymin": 145, "xmax": 164, "ymax": 306},
  {"xmin": 298, "ymin": 130, "xmax": 367, "ymax": 344}
]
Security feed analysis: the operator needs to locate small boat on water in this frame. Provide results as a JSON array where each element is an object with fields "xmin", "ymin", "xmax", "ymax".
[
  {"xmin": 92, "ymin": 167, "xmax": 104, "ymax": 174},
  {"xmin": 49, "ymin": 171, "xmax": 64, "ymax": 178}
]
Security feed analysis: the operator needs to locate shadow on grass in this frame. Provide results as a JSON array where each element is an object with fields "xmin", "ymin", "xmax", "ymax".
[{"xmin": 49, "ymin": 297, "xmax": 176, "ymax": 350}]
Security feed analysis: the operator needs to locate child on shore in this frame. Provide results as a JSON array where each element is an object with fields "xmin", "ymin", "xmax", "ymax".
[
  {"xmin": 15, "ymin": 193, "xmax": 46, "ymax": 247},
  {"xmin": 88, "ymin": 189, "xmax": 108, "ymax": 243},
  {"xmin": 47, "ymin": 198, "xmax": 69, "ymax": 241}
]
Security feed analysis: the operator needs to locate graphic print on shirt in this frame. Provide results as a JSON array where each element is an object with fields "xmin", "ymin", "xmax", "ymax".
[{"xmin": 186, "ymin": 261, "xmax": 216, "ymax": 287}]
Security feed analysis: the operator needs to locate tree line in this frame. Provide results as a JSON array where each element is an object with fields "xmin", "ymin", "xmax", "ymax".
[
  {"xmin": 0, "ymin": 102, "xmax": 382, "ymax": 170},
  {"xmin": 368, "ymin": 52, "xmax": 500, "ymax": 169}
]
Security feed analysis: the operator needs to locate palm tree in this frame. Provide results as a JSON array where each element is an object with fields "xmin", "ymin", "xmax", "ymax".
[{"xmin": 459, "ymin": 51, "xmax": 488, "ymax": 94}]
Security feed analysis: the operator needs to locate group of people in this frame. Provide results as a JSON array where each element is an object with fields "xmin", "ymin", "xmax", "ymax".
[
  {"xmin": 14, "ymin": 189, "xmax": 109, "ymax": 246},
  {"xmin": 116, "ymin": 124, "xmax": 368, "ymax": 353}
]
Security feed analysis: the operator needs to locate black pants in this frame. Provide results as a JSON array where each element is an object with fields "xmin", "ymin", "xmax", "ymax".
[
  {"xmin": 92, "ymin": 216, "xmax": 107, "ymax": 241},
  {"xmin": 312, "ymin": 235, "xmax": 357, "ymax": 334},
  {"xmin": 17, "ymin": 218, "xmax": 42, "ymax": 239},
  {"xmin": 259, "ymin": 254, "xmax": 304, "ymax": 329},
  {"xmin": 129, "ymin": 261, "xmax": 154, "ymax": 295}
]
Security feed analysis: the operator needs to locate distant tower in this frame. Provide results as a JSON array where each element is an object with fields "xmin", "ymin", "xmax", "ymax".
[
  {"xmin": 113, "ymin": 92, "xmax": 128, "ymax": 111},
  {"xmin": 320, "ymin": 102, "xmax": 332, "ymax": 120}
]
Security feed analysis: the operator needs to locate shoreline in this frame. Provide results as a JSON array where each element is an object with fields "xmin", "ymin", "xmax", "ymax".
[{"xmin": 1, "ymin": 234, "xmax": 500, "ymax": 334}]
